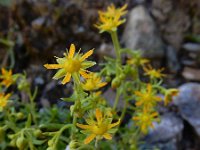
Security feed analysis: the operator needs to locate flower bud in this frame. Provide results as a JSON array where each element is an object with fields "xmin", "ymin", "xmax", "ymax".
[
  {"xmin": 34, "ymin": 129, "xmax": 42, "ymax": 137},
  {"xmin": 16, "ymin": 136, "xmax": 27, "ymax": 149},
  {"xmin": 119, "ymin": 74, "xmax": 125, "ymax": 80},
  {"xmin": 105, "ymin": 76, "xmax": 111, "ymax": 82},
  {"xmin": 69, "ymin": 140, "xmax": 79, "ymax": 150},
  {"xmin": 10, "ymin": 139, "xmax": 16, "ymax": 147},
  {"xmin": 47, "ymin": 147, "xmax": 53, "ymax": 150},
  {"xmin": 16, "ymin": 112, "xmax": 24, "ymax": 120},
  {"xmin": 111, "ymin": 77, "xmax": 121, "ymax": 89},
  {"xmin": 48, "ymin": 139, "xmax": 54, "ymax": 147}
]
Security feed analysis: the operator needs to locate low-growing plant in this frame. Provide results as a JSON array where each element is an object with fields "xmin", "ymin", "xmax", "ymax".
[{"xmin": 0, "ymin": 3, "xmax": 179, "ymax": 150}]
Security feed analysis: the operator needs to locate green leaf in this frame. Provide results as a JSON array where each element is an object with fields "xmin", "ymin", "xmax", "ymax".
[
  {"xmin": 32, "ymin": 139, "xmax": 46, "ymax": 145},
  {"xmin": 0, "ymin": 38, "xmax": 14, "ymax": 47},
  {"xmin": 25, "ymin": 114, "xmax": 32, "ymax": 128},
  {"xmin": 53, "ymin": 69, "xmax": 66, "ymax": 80}
]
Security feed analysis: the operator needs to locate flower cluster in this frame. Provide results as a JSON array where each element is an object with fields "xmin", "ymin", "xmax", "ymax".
[
  {"xmin": 76, "ymin": 108, "xmax": 120, "ymax": 144},
  {"xmin": 44, "ymin": 44, "xmax": 95, "ymax": 84},
  {"xmin": 81, "ymin": 73, "xmax": 107, "ymax": 91},
  {"xmin": 95, "ymin": 4, "xmax": 127, "ymax": 33},
  {"xmin": 0, "ymin": 3, "xmax": 181, "ymax": 150},
  {"xmin": 133, "ymin": 108, "xmax": 158, "ymax": 134},
  {"xmin": 0, "ymin": 92, "xmax": 11, "ymax": 111},
  {"xmin": 143, "ymin": 64, "xmax": 165, "ymax": 79},
  {"xmin": 0, "ymin": 68, "xmax": 14, "ymax": 87}
]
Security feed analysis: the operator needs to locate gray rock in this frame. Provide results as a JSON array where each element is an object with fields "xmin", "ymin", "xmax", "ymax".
[
  {"xmin": 151, "ymin": 0, "xmax": 191, "ymax": 50},
  {"xmin": 32, "ymin": 17, "xmax": 46, "ymax": 30},
  {"xmin": 173, "ymin": 83, "xmax": 200, "ymax": 136},
  {"xmin": 103, "ymin": 88, "xmax": 124, "ymax": 109},
  {"xmin": 97, "ymin": 43, "xmax": 115, "ymax": 60},
  {"xmin": 182, "ymin": 67, "xmax": 200, "ymax": 81},
  {"xmin": 182, "ymin": 43, "xmax": 200, "ymax": 53},
  {"xmin": 122, "ymin": 6, "xmax": 164, "ymax": 58},
  {"xmin": 145, "ymin": 113, "xmax": 183, "ymax": 144},
  {"xmin": 166, "ymin": 46, "xmax": 180, "ymax": 73}
]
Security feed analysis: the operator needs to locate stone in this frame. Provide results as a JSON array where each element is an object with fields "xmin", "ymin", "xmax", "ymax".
[
  {"xmin": 145, "ymin": 113, "xmax": 183, "ymax": 143},
  {"xmin": 173, "ymin": 83, "xmax": 200, "ymax": 137},
  {"xmin": 182, "ymin": 43, "xmax": 200, "ymax": 53},
  {"xmin": 122, "ymin": 6, "xmax": 164, "ymax": 59},
  {"xmin": 182, "ymin": 67, "xmax": 200, "ymax": 81},
  {"xmin": 166, "ymin": 46, "xmax": 181, "ymax": 73},
  {"xmin": 32, "ymin": 17, "xmax": 46, "ymax": 30},
  {"xmin": 97, "ymin": 43, "xmax": 115, "ymax": 60},
  {"xmin": 151, "ymin": 0, "xmax": 191, "ymax": 50},
  {"xmin": 103, "ymin": 88, "xmax": 124, "ymax": 109}
]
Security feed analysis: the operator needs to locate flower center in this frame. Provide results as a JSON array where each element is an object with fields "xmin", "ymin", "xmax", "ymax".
[
  {"xmin": 141, "ymin": 115, "xmax": 149, "ymax": 122},
  {"xmin": 0, "ymin": 98, "xmax": 7, "ymax": 107},
  {"xmin": 84, "ymin": 80, "xmax": 94, "ymax": 90},
  {"xmin": 92, "ymin": 124, "xmax": 108, "ymax": 135},
  {"xmin": 65, "ymin": 59, "xmax": 81, "ymax": 73}
]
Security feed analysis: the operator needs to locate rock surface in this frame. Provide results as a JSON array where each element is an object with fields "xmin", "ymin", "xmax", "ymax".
[
  {"xmin": 182, "ymin": 67, "xmax": 200, "ymax": 81},
  {"xmin": 146, "ymin": 113, "xmax": 183, "ymax": 143},
  {"xmin": 151, "ymin": 0, "xmax": 190, "ymax": 50},
  {"xmin": 143, "ymin": 113, "xmax": 183, "ymax": 150},
  {"xmin": 173, "ymin": 83, "xmax": 200, "ymax": 137},
  {"xmin": 122, "ymin": 6, "xmax": 164, "ymax": 58},
  {"xmin": 182, "ymin": 43, "xmax": 200, "ymax": 53}
]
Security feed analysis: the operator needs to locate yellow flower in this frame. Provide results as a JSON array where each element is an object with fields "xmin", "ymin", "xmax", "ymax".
[
  {"xmin": 127, "ymin": 58, "xmax": 149, "ymax": 66},
  {"xmin": 81, "ymin": 73, "xmax": 107, "ymax": 91},
  {"xmin": 143, "ymin": 64, "xmax": 165, "ymax": 79},
  {"xmin": 0, "ymin": 68, "xmax": 14, "ymax": 87},
  {"xmin": 76, "ymin": 108, "xmax": 120, "ymax": 144},
  {"xmin": 134, "ymin": 84, "xmax": 161, "ymax": 109},
  {"xmin": 0, "ymin": 93, "xmax": 11, "ymax": 110},
  {"xmin": 133, "ymin": 109, "xmax": 158, "ymax": 134},
  {"xmin": 95, "ymin": 4, "xmax": 127, "ymax": 33},
  {"xmin": 44, "ymin": 44, "xmax": 95, "ymax": 84},
  {"xmin": 164, "ymin": 89, "xmax": 179, "ymax": 105}
]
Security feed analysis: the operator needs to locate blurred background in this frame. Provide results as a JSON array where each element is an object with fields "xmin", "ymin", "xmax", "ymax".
[{"xmin": 0, "ymin": 0, "xmax": 200, "ymax": 149}]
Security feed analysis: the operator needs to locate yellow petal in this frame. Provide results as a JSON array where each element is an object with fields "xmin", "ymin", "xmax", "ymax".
[
  {"xmin": 151, "ymin": 112, "xmax": 158, "ymax": 118},
  {"xmin": 108, "ymin": 119, "xmax": 120, "ymax": 129},
  {"xmin": 44, "ymin": 64, "xmax": 61, "ymax": 69},
  {"xmin": 8, "ymin": 70, "xmax": 12, "ymax": 76},
  {"xmin": 80, "ymin": 49, "xmax": 94, "ymax": 61},
  {"xmin": 120, "ymin": 4, "xmax": 128, "ymax": 12},
  {"xmin": 103, "ymin": 133, "xmax": 112, "ymax": 140},
  {"xmin": 4, "ymin": 93, "xmax": 11, "ymax": 100},
  {"xmin": 79, "ymin": 70, "xmax": 90, "ymax": 79},
  {"xmin": 132, "ymin": 116, "xmax": 139, "ymax": 121},
  {"xmin": 95, "ymin": 109, "xmax": 102, "ymax": 123},
  {"xmin": 136, "ymin": 101, "xmax": 142, "ymax": 106},
  {"xmin": 1, "ymin": 68, "xmax": 6, "ymax": 75},
  {"xmin": 147, "ymin": 84, "xmax": 152, "ymax": 93},
  {"xmin": 134, "ymin": 91, "xmax": 143, "ymax": 97},
  {"xmin": 61, "ymin": 73, "xmax": 71, "ymax": 84},
  {"xmin": 98, "ymin": 82, "xmax": 107, "ymax": 88},
  {"xmin": 141, "ymin": 124, "xmax": 147, "ymax": 134},
  {"xmin": 76, "ymin": 123, "xmax": 91, "ymax": 130},
  {"xmin": 84, "ymin": 134, "xmax": 96, "ymax": 144},
  {"xmin": 68, "ymin": 44, "xmax": 75, "ymax": 58}
]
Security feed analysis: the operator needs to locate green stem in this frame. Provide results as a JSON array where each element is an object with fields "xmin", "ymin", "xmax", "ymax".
[
  {"xmin": 119, "ymin": 100, "xmax": 128, "ymax": 123},
  {"xmin": 95, "ymin": 138, "xmax": 99, "ymax": 150},
  {"xmin": 71, "ymin": 115, "xmax": 77, "ymax": 140},
  {"xmin": 28, "ymin": 88, "xmax": 38, "ymax": 125},
  {"xmin": 110, "ymin": 31, "xmax": 121, "ymax": 64},
  {"xmin": 71, "ymin": 73, "xmax": 82, "ymax": 140},
  {"xmin": 110, "ymin": 31, "xmax": 123, "ymax": 110},
  {"xmin": 54, "ymin": 124, "xmax": 72, "ymax": 149},
  {"xmin": 113, "ymin": 88, "xmax": 120, "ymax": 111}
]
